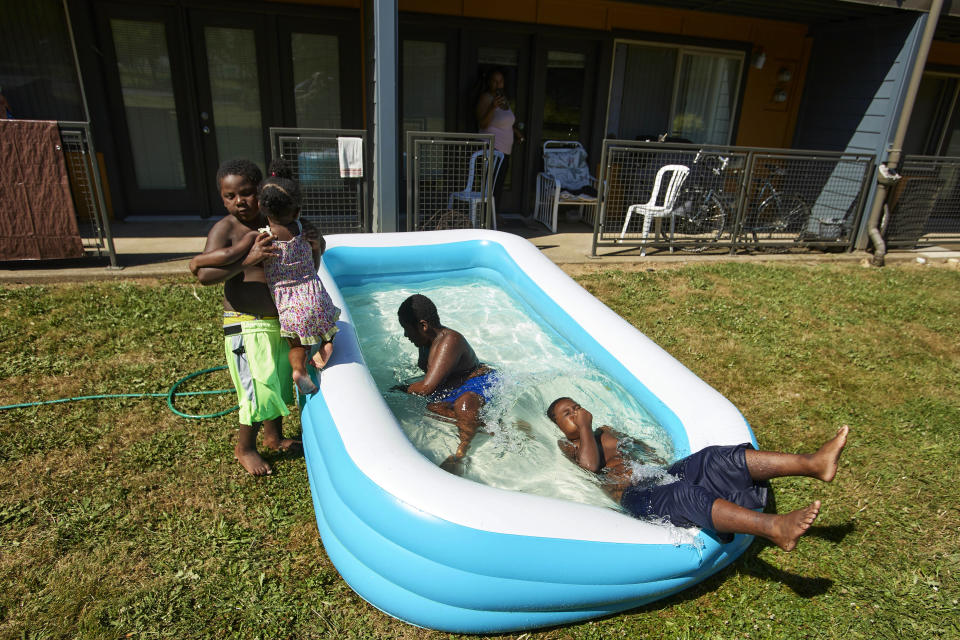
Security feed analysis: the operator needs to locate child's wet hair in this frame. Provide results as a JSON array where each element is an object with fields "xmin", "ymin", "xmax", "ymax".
[
  {"xmin": 546, "ymin": 397, "xmax": 573, "ymax": 423},
  {"xmin": 398, "ymin": 294, "xmax": 440, "ymax": 327},
  {"xmin": 216, "ymin": 158, "xmax": 262, "ymax": 188},
  {"xmin": 259, "ymin": 159, "xmax": 301, "ymax": 218}
]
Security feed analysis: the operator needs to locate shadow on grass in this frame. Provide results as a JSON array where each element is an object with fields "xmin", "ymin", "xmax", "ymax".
[
  {"xmin": 805, "ymin": 521, "xmax": 856, "ymax": 544},
  {"xmin": 519, "ymin": 512, "xmax": 858, "ymax": 635},
  {"xmin": 509, "ymin": 539, "xmax": 840, "ymax": 639}
]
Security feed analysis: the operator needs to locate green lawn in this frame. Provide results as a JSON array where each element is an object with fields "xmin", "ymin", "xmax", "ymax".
[{"xmin": 1, "ymin": 263, "xmax": 958, "ymax": 639}]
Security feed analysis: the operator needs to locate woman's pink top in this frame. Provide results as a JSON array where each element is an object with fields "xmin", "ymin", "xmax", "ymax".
[{"xmin": 480, "ymin": 98, "xmax": 515, "ymax": 155}]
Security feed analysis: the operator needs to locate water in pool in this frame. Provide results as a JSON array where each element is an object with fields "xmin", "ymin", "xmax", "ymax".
[{"xmin": 341, "ymin": 272, "xmax": 677, "ymax": 513}]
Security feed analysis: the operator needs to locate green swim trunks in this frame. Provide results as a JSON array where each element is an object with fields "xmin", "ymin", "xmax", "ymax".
[{"xmin": 223, "ymin": 314, "xmax": 293, "ymax": 425}]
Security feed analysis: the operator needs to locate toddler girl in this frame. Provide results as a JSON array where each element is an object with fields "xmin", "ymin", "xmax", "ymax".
[{"xmin": 257, "ymin": 164, "xmax": 340, "ymax": 394}]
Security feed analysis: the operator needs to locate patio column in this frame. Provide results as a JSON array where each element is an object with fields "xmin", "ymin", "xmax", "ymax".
[{"xmin": 364, "ymin": 0, "xmax": 399, "ymax": 232}]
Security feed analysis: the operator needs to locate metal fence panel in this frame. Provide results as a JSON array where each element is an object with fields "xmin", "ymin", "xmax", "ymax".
[
  {"xmin": 269, "ymin": 128, "xmax": 368, "ymax": 233},
  {"xmin": 593, "ymin": 140, "xmax": 874, "ymax": 255},
  {"xmin": 58, "ymin": 121, "xmax": 118, "ymax": 268},
  {"xmin": 405, "ymin": 132, "xmax": 495, "ymax": 231},
  {"xmin": 594, "ymin": 142, "xmax": 746, "ymax": 253},
  {"xmin": 885, "ymin": 155, "xmax": 960, "ymax": 247},
  {"xmin": 737, "ymin": 151, "xmax": 874, "ymax": 249}
]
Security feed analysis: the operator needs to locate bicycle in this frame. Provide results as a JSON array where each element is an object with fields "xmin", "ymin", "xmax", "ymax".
[
  {"xmin": 675, "ymin": 150, "xmax": 733, "ymax": 250},
  {"xmin": 743, "ymin": 163, "xmax": 811, "ymax": 244}
]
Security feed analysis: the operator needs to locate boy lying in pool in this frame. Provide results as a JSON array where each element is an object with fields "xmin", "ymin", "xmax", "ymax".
[
  {"xmin": 397, "ymin": 294, "xmax": 499, "ymax": 473},
  {"xmin": 546, "ymin": 397, "xmax": 849, "ymax": 550}
]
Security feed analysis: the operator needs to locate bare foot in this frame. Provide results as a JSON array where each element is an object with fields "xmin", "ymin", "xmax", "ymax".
[
  {"xmin": 263, "ymin": 437, "xmax": 303, "ymax": 455},
  {"xmin": 770, "ymin": 500, "xmax": 820, "ymax": 551},
  {"xmin": 235, "ymin": 444, "xmax": 272, "ymax": 476},
  {"xmin": 310, "ymin": 342, "xmax": 333, "ymax": 370},
  {"xmin": 293, "ymin": 370, "xmax": 318, "ymax": 395},
  {"xmin": 811, "ymin": 425, "xmax": 849, "ymax": 482},
  {"xmin": 440, "ymin": 455, "xmax": 466, "ymax": 476}
]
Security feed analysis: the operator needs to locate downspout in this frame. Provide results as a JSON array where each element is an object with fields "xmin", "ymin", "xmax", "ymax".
[{"xmin": 865, "ymin": 0, "xmax": 943, "ymax": 266}]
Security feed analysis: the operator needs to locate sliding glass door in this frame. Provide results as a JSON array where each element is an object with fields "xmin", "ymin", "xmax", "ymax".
[
  {"xmin": 607, "ymin": 41, "xmax": 745, "ymax": 145},
  {"xmin": 904, "ymin": 72, "xmax": 960, "ymax": 156},
  {"xmin": 96, "ymin": 2, "xmax": 360, "ymax": 216}
]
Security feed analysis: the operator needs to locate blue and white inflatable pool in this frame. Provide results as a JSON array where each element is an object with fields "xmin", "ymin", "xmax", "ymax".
[{"xmin": 301, "ymin": 230, "xmax": 758, "ymax": 633}]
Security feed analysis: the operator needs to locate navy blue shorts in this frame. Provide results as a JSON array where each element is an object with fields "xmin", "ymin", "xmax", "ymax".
[{"xmin": 620, "ymin": 443, "xmax": 768, "ymax": 542}]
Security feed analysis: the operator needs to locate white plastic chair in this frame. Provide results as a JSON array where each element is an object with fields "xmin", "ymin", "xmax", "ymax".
[
  {"xmin": 447, "ymin": 150, "xmax": 505, "ymax": 228},
  {"xmin": 619, "ymin": 164, "xmax": 690, "ymax": 256},
  {"xmin": 534, "ymin": 141, "xmax": 599, "ymax": 232}
]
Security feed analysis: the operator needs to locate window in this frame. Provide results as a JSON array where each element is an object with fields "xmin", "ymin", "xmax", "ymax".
[
  {"xmin": 205, "ymin": 27, "xmax": 264, "ymax": 170},
  {"xmin": 607, "ymin": 41, "xmax": 744, "ymax": 145},
  {"xmin": 111, "ymin": 19, "xmax": 186, "ymax": 190},
  {"xmin": 292, "ymin": 33, "xmax": 341, "ymax": 128},
  {"xmin": 402, "ymin": 40, "xmax": 446, "ymax": 136},
  {"xmin": 904, "ymin": 72, "xmax": 960, "ymax": 157},
  {"xmin": 0, "ymin": 0, "xmax": 84, "ymax": 121},
  {"xmin": 541, "ymin": 51, "xmax": 586, "ymax": 142}
]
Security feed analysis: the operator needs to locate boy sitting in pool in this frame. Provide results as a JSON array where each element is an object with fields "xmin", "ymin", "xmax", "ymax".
[
  {"xmin": 397, "ymin": 294, "xmax": 499, "ymax": 473},
  {"xmin": 547, "ymin": 397, "xmax": 849, "ymax": 551}
]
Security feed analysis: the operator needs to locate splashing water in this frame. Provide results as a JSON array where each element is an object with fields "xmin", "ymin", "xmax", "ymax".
[{"xmin": 341, "ymin": 273, "xmax": 678, "ymax": 513}]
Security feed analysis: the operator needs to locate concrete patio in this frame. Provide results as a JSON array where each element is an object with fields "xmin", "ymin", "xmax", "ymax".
[{"xmin": 1, "ymin": 216, "xmax": 958, "ymax": 284}]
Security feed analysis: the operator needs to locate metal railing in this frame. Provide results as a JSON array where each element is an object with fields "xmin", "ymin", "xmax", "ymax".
[
  {"xmin": 58, "ymin": 121, "xmax": 118, "ymax": 268},
  {"xmin": 269, "ymin": 128, "xmax": 368, "ymax": 233},
  {"xmin": 592, "ymin": 140, "xmax": 875, "ymax": 256},
  {"xmin": 884, "ymin": 155, "xmax": 960, "ymax": 247},
  {"xmin": 405, "ymin": 132, "xmax": 495, "ymax": 231}
]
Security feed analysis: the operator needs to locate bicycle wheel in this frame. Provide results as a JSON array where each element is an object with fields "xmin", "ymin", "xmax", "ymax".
[
  {"xmin": 751, "ymin": 195, "xmax": 781, "ymax": 240},
  {"xmin": 680, "ymin": 195, "xmax": 726, "ymax": 251},
  {"xmin": 781, "ymin": 194, "xmax": 810, "ymax": 237}
]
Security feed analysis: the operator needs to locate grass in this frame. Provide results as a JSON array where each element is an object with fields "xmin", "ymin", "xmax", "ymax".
[{"xmin": 1, "ymin": 263, "xmax": 958, "ymax": 639}]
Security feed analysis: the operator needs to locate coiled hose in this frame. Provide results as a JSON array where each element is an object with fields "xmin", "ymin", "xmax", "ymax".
[{"xmin": 0, "ymin": 366, "xmax": 237, "ymax": 419}]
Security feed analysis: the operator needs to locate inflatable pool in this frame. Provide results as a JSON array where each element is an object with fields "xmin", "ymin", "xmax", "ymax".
[{"xmin": 301, "ymin": 230, "xmax": 758, "ymax": 633}]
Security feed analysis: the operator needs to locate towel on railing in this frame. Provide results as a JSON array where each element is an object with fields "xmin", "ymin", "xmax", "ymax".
[{"xmin": 337, "ymin": 137, "xmax": 363, "ymax": 178}]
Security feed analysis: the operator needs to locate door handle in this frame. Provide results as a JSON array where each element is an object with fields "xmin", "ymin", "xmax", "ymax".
[{"xmin": 202, "ymin": 125, "xmax": 211, "ymax": 134}]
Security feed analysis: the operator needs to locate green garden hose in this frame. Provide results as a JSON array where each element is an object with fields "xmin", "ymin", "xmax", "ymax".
[{"xmin": 0, "ymin": 366, "xmax": 238, "ymax": 419}]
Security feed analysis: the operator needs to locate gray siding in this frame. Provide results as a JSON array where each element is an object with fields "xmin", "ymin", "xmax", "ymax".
[{"xmin": 793, "ymin": 13, "xmax": 928, "ymax": 244}]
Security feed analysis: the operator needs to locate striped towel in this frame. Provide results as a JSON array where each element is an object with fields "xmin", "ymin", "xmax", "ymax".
[{"xmin": 337, "ymin": 137, "xmax": 363, "ymax": 178}]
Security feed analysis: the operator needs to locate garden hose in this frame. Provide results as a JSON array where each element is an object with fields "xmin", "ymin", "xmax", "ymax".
[{"xmin": 0, "ymin": 366, "xmax": 238, "ymax": 419}]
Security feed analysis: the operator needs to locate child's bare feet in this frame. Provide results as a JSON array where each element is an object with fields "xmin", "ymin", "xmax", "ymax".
[
  {"xmin": 263, "ymin": 436, "xmax": 303, "ymax": 455},
  {"xmin": 293, "ymin": 370, "xmax": 318, "ymax": 395},
  {"xmin": 811, "ymin": 425, "xmax": 849, "ymax": 482},
  {"xmin": 235, "ymin": 442, "xmax": 272, "ymax": 476},
  {"xmin": 310, "ymin": 341, "xmax": 334, "ymax": 370},
  {"xmin": 769, "ymin": 500, "xmax": 821, "ymax": 551}
]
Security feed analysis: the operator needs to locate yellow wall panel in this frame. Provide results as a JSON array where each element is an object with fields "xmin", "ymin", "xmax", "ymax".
[
  {"xmin": 463, "ymin": 0, "xmax": 537, "ymax": 23},
  {"xmin": 605, "ymin": 4, "xmax": 684, "ymax": 34},
  {"xmin": 749, "ymin": 25, "xmax": 807, "ymax": 60},
  {"xmin": 680, "ymin": 13, "xmax": 751, "ymax": 41},
  {"xmin": 736, "ymin": 36, "xmax": 810, "ymax": 148},
  {"xmin": 537, "ymin": 0, "xmax": 606, "ymax": 30},
  {"xmin": 266, "ymin": 0, "xmax": 360, "ymax": 6},
  {"xmin": 927, "ymin": 41, "xmax": 960, "ymax": 67},
  {"xmin": 400, "ymin": 0, "xmax": 464, "ymax": 15}
]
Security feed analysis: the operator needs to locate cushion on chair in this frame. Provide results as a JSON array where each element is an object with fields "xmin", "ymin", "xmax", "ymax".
[{"xmin": 544, "ymin": 147, "xmax": 591, "ymax": 191}]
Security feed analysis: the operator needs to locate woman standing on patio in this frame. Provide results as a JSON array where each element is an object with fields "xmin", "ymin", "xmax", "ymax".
[{"xmin": 475, "ymin": 67, "xmax": 524, "ymax": 227}]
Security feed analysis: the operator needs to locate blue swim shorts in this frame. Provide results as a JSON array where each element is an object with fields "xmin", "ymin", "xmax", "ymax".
[
  {"xmin": 620, "ymin": 443, "xmax": 768, "ymax": 543},
  {"xmin": 430, "ymin": 369, "xmax": 500, "ymax": 403}
]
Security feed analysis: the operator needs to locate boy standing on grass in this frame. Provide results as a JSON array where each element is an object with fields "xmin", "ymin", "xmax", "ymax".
[{"xmin": 190, "ymin": 159, "xmax": 299, "ymax": 476}]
